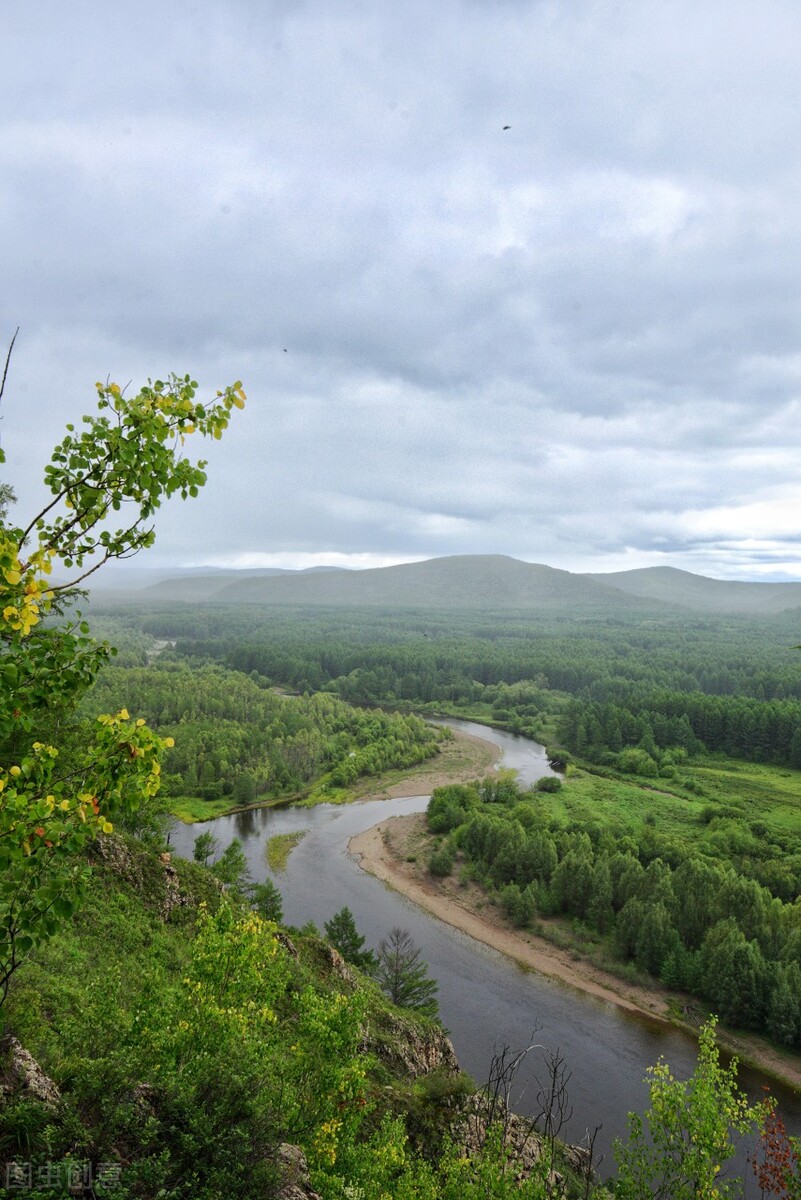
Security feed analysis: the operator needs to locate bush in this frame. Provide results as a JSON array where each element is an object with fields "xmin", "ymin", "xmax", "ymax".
[
  {"xmin": 499, "ymin": 883, "xmax": 536, "ymax": 927},
  {"xmin": 535, "ymin": 775, "xmax": 562, "ymax": 793},
  {"xmin": 429, "ymin": 846, "xmax": 455, "ymax": 877},
  {"xmin": 617, "ymin": 748, "xmax": 659, "ymax": 777}
]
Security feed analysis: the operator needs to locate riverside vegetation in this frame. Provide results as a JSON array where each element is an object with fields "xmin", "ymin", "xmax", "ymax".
[
  {"xmin": 99, "ymin": 601, "xmax": 801, "ymax": 1027},
  {"xmin": 3, "ymin": 370, "xmax": 801, "ymax": 1194},
  {"xmin": 10, "ymin": 827, "xmax": 797, "ymax": 1199},
  {"xmin": 78, "ymin": 658, "xmax": 443, "ymax": 820}
]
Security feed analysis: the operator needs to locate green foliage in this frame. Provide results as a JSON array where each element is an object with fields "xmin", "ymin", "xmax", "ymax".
[
  {"xmin": 499, "ymin": 881, "xmax": 537, "ymax": 927},
  {"xmin": 3, "ymin": 866, "xmax": 375, "ymax": 1199},
  {"xmin": 375, "ymin": 927, "xmax": 439, "ymax": 1019},
  {"xmin": 319, "ymin": 1113, "xmax": 556, "ymax": 1199},
  {"xmin": 37, "ymin": 375, "xmax": 243, "ymax": 570},
  {"xmin": 428, "ymin": 844, "xmax": 456, "ymax": 877},
  {"xmin": 193, "ymin": 830, "xmax": 220, "ymax": 867},
  {"xmin": 427, "ymin": 783, "xmax": 480, "ymax": 835},
  {"xmin": 249, "ymin": 878, "xmax": 284, "ymax": 923},
  {"xmin": 192, "ymin": 832, "xmax": 253, "ymax": 898},
  {"xmin": 210, "ymin": 837, "xmax": 251, "ymax": 896},
  {"xmin": 81, "ymin": 661, "xmax": 443, "ymax": 806},
  {"xmin": 617, "ymin": 747, "xmax": 659, "ymax": 777},
  {"xmin": 534, "ymin": 774, "xmax": 562, "ymax": 793},
  {"xmin": 138, "ymin": 600, "xmax": 801, "ymax": 706},
  {"xmin": 437, "ymin": 771, "xmax": 801, "ymax": 1044},
  {"xmin": 124, "ymin": 601, "xmax": 801, "ymax": 777},
  {"xmin": 614, "ymin": 1018, "xmax": 763, "ymax": 1200},
  {"xmin": 0, "ymin": 374, "xmax": 242, "ymax": 1002},
  {"xmin": 324, "ymin": 905, "xmax": 377, "ymax": 972}
]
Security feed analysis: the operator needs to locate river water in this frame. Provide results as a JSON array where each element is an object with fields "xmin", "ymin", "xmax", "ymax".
[{"xmin": 168, "ymin": 720, "xmax": 801, "ymax": 1184}]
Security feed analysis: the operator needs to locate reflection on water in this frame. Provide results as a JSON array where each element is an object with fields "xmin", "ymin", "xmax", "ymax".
[
  {"xmin": 231, "ymin": 806, "xmax": 259, "ymax": 840},
  {"xmin": 168, "ymin": 721, "xmax": 801, "ymax": 1176}
]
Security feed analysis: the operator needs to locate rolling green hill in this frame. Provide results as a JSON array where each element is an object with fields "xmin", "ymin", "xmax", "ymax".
[
  {"xmin": 131, "ymin": 555, "xmax": 653, "ymax": 612},
  {"xmin": 93, "ymin": 555, "xmax": 801, "ymax": 616},
  {"xmin": 586, "ymin": 565, "xmax": 801, "ymax": 614}
]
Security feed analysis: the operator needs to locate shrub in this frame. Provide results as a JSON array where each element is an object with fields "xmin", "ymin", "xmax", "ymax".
[
  {"xmin": 429, "ymin": 846, "xmax": 455, "ymax": 877},
  {"xmin": 617, "ymin": 748, "xmax": 659, "ymax": 777},
  {"xmin": 535, "ymin": 775, "xmax": 562, "ymax": 793}
]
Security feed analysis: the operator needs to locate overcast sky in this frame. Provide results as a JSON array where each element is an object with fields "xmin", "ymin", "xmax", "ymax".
[{"xmin": 3, "ymin": 1, "xmax": 801, "ymax": 580}]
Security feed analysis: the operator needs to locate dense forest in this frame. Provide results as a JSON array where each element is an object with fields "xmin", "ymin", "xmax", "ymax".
[
  {"xmin": 426, "ymin": 777, "xmax": 801, "ymax": 1047},
  {"xmin": 115, "ymin": 603, "xmax": 801, "ymax": 704},
  {"xmin": 78, "ymin": 659, "xmax": 442, "ymax": 803},
  {"xmin": 96, "ymin": 601, "xmax": 801, "ymax": 771}
]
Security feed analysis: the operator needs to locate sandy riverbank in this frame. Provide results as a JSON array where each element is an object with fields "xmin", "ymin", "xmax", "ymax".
[
  {"xmin": 349, "ymin": 811, "xmax": 801, "ymax": 1092},
  {"xmin": 349, "ymin": 814, "xmax": 669, "ymax": 1020},
  {"xmin": 346, "ymin": 727, "xmax": 502, "ymax": 802}
]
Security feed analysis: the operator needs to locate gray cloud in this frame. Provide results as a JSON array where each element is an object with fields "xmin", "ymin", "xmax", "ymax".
[{"xmin": 3, "ymin": 0, "xmax": 801, "ymax": 580}]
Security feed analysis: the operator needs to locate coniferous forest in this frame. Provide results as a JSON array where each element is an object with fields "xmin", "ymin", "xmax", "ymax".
[{"xmin": 84, "ymin": 595, "xmax": 801, "ymax": 1056}]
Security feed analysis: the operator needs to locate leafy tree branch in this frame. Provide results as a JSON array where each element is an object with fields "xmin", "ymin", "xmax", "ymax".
[{"xmin": 0, "ymin": 366, "xmax": 243, "ymax": 1001}]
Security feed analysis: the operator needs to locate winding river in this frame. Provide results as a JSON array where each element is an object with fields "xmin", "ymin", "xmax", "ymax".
[{"xmin": 168, "ymin": 720, "xmax": 801, "ymax": 1180}]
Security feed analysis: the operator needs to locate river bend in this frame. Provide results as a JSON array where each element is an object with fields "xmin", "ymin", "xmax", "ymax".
[{"xmin": 168, "ymin": 719, "xmax": 801, "ymax": 1176}]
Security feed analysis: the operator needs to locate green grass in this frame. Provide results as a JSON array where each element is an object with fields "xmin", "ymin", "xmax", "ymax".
[
  {"xmin": 549, "ymin": 768, "xmax": 705, "ymax": 844},
  {"xmin": 265, "ymin": 830, "xmax": 306, "ymax": 871},
  {"xmin": 553, "ymin": 754, "xmax": 801, "ymax": 855},
  {"xmin": 689, "ymin": 757, "xmax": 801, "ymax": 833},
  {"xmin": 169, "ymin": 792, "xmax": 299, "ymax": 823},
  {"xmin": 169, "ymin": 794, "xmax": 246, "ymax": 823}
]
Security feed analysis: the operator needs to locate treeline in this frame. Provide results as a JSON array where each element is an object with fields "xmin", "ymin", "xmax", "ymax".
[
  {"xmin": 561, "ymin": 691, "xmax": 801, "ymax": 770},
  {"xmin": 96, "ymin": 601, "xmax": 801, "ymax": 703},
  {"xmin": 91, "ymin": 601, "xmax": 801, "ymax": 770},
  {"xmin": 427, "ymin": 781, "xmax": 801, "ymax": 1047},
  {"xmin": 154, "ymin": 608, "xmax": 801, "ymax": 767},
  {"xmin": 80, "ymin": 660, "xmax": 441, "ymax": 801}
]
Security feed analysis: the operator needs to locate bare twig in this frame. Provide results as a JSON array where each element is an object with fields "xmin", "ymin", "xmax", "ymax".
[
  {"xmin": 475, "ymin": 1028, "xmax": 546, "ymax": 1153},
  {"xmin": 0, "ymin": 326, "xmax": 18, "ymax": 408},
  {"xmin": 580, "ymin": 1124, "xmax": 603, "ymax": 1200},
  {"xmin": 529, "ymin": 1046, "xmax": 574, "ymax": 1175}
]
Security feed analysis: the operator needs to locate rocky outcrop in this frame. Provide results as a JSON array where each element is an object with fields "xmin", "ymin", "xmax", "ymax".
[
  {"xmin": 92, "ymin": 834, "xmax": 178, "ymax": 917},
  {"xmin": 91, "ymin": 835, "xmax": 221, "ymax": 920},
  {"xmin": 365, "ymin": 1010, "xmax": 460, "ymax": 1078},
  {"xmin": 0, "ymin": 1036, "xmax": 60, "ymax": 1108},
  {"xmin": 452, "ymin": 1094, "xmax": 596, "ymax": 1197},
  {"xmin": 158, "ymin": 852, "xmax": 184, "ymax": 920},
  {"xmin": 274, "ymin": 1144, "xmax": 322, "ymax": 1200},
  {"xmin": 276, "ymin": 930, "xmax": 299, "ymax": 958},
  {"xmin": 317, "ymin": 943, "xmax": 355, "ymax": 984}
]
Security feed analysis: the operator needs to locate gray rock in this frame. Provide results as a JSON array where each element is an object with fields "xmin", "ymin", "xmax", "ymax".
[
  {"xmin": 0, "ymin": 1036, "xmax": 60, "ymax": 1108},
  {"xmin": 276, "ymin": 931, "xmax": 299, "ymax": 958},
  {"xmin": 365, "ymin": 1010, "xmax": 459, "ymax": 1078},
  {"xmin": 158, "ymin": 852, "xmax": 185, "ymax": 920},
  {"xmin": 274, "ymin": 1143, "xmax": 322, "ymax": 1200},
  {"xmin": 318, "ymin": 943, "xmax": 354, "ymax": 983}
]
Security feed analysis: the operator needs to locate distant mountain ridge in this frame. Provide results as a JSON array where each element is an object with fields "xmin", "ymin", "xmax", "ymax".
[
  {"xmin": 586, "ymin": 565, "xmax": 801, "ymax": 615},
  {"xmin": 86, "ymin": 564, "xmax": 342, "ymax": 602},
  {"xmin": 89, "ymin": 554, "xmax": 801, "ymax": 615}
]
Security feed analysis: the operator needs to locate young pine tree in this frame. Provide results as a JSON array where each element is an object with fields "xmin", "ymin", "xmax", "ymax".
[
  {"xmin": 375, "ymin": 927, "xmax": 439, "ymax": 1018},
  {"xmin": 324, "ymin": 906, "xmax": 376, "ymax": 972}
]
